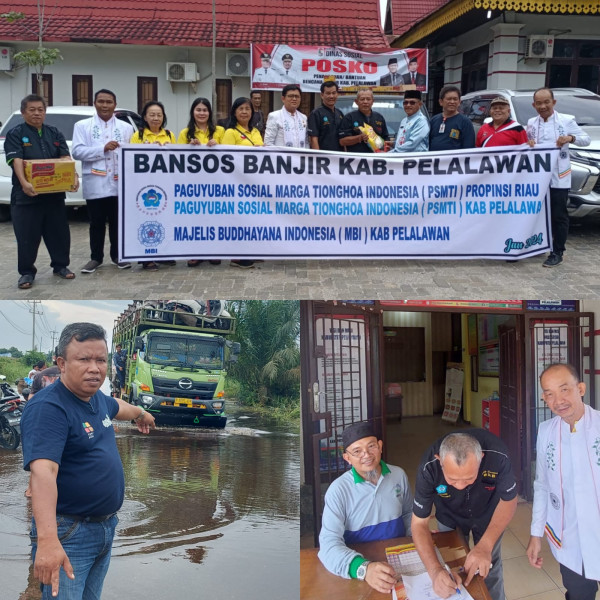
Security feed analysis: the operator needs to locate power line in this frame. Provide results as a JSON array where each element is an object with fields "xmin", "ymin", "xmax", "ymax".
[{"xmin": 0, "ymin": 309, "xmax": 30, "ymax": 336}]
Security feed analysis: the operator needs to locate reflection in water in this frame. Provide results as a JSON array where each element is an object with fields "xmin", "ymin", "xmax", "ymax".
[{"xmin": 0, "ymin": 410, "xmax": 299, "ymax": 599}]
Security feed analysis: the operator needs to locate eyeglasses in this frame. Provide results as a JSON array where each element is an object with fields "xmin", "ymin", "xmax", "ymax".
[
  {"xmin": 285, "ymin": 95, "xmax": 301, "ymax": 100},
  {"xmin": 403, "ymin": 100, "xmax": 418, "ymax": 105},
  {"xmin": 346, "ymin": 442, "xmax": 379, "ymax": 458}
]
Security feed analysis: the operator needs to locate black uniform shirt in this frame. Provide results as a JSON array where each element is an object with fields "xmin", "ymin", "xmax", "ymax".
[
  {"xmin": 339, "ymin": 109, "xmax": 389, "ymax": 153},
  {"xmin": 4, "ymin": 121, "xmax": 70, "ymax": 204},
  {"xmin": 307, "ymin": 104, "xmax": 344, "ymax": 151},
  {"xmin": 413, "ymin": 428, "xmax": 517, "ymax": 539}
]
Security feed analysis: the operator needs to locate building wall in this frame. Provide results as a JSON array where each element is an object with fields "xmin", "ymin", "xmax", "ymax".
[
  {"xmin": 431, "ymin": 12, "xmax": 600, "ymax": 92},
  {"xmin": 382, "ymin": 311, "xmax": 434, "ymax": 417},
  {"xmin": 0, "ymin": 42, "xmax": 253, "ymax": 127}
]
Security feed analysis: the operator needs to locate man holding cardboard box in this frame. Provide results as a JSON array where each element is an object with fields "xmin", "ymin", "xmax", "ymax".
[{"xmin": 4, "ymin": 94, "xmax": 78, "ymax": 290}]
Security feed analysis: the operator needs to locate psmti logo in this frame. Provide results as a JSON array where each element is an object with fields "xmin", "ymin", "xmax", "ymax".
[
  {"xmin": 138, "ymin": 221, "xmax": 165, "ymax": 247},
  {"xmin": 136, "ymin": 185, "xmax": 167, "ymax": 216},
  {"xmin": 82, "ymin": 421, "xmax": 94, "ymax": 439},
  {"xmin": 436, "ymin": 484, "xmax": 447, "ymax": 495}
]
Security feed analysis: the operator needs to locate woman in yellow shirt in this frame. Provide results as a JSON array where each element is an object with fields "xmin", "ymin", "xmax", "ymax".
[
  {"xmin": 177, "ymin": 97, "xmax": 224, "ymax": 147},
  {"xmin": 130, "ymin": 101, "xmax": 176, "ymax": 270},
  {"xmin": 222, "ymin": 97, "xmax": 264, "ymax": 147},
  {"xmin": 222, "ymin": 98, "xmax": 264, "ymax": 268},
  {"xmin": 178, "ymin": 98, "xmax": 223, "ymax": 267},
  {"xmin": 130, "ymin": 101, "xmax": 176, "ymax": 145}
]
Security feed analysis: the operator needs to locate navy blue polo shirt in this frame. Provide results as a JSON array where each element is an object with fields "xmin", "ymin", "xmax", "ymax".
[
  {"xmin": 429, "ymin": 113, "xmax": 475, "ymax": 151},
  {"xmin": 4, "ymin": 121, "xmax": 70, "ymax": 204},
  {"xmin": 22, "ymin": 380, "xmax": 124, "ymax": 517},
  {"xmin": 413, "ymin": 428, "xmax": 517, "ymax": 539},
  {"xmin": 307, "ymin": 104, "xmax": 344, "ymax": 151}
]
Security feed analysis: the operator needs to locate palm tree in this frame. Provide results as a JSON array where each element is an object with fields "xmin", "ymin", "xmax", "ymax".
[{"xmin": 228, "ymin": 301, "xmax": 300, "ymax": 407}]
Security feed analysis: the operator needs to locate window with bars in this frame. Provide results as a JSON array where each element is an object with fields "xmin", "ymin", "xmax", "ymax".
[
  {"xmin": 72, "ymin": 75, "xmax": 93, "ymax": 106},
  {"xmin": 32, "ymin": 74, "xmax": 53, "ymax": 106}
]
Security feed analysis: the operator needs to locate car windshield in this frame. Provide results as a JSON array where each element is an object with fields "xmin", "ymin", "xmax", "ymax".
[
  {"xmin": 511, "ymin": 94, "xmax": 600, "ymax": 127},
  {"xmin": 337, "ymin": 97, "xmax": 419, "ymax": 138},
  {"xmin": 146, "ymin": 335, "xmax": 223, "ymax": 369}
]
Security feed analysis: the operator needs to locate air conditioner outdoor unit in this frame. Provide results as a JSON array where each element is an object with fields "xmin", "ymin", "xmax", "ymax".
[
  {"xmin": 166, "ymin": 62, "xmax": 198, "ymax": 82},
  {"xmin": 0, "ymin": 46, "xmax": 14, "ymax": 71},
  {"xmin": 526, "ymin": 35, "xmax": 554, "ymax": 59},
  {"xmin": 226, "ymin": 53, "xmax": 250, "ymax": 77}
]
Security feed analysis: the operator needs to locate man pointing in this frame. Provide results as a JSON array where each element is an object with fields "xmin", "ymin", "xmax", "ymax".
[{"xmin": 21, "ymin": 322, "xmax": 155, "ymax": 598}]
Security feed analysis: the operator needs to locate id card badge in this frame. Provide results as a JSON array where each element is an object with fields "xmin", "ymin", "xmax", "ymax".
[{"xmin": 439, "ymin": 122, "xmax": 446, "ymax": 133}]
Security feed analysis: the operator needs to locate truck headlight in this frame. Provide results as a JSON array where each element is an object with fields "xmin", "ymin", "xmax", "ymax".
[
  {"xmin": 141, "ymin": 395, "xmax": 154, "ymax": 406},
  {"xmin": 212, "ymin": 401, "xmax": 223, "ymax": 409}
]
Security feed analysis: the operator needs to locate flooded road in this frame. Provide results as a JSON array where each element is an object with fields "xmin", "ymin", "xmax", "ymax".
[{"xmin": 0, "ymin": 405, "xmax": 299, "ymax": 600}]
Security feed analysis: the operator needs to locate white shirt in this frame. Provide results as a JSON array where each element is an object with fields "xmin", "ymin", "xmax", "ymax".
[
  {"xmin": 263, "ymin": 108, "xmax": 308, "ymax": 148},
  {"xmin": 526, "ymin": 111, "xmax": 590, "ymax": 189},
  {"xmin": 72, "ymin": 114, "xmax": 134, "ymax": 199},
  {"xmin": 531, "ymin": 406, "xmax": 600, "ymax": 580}
]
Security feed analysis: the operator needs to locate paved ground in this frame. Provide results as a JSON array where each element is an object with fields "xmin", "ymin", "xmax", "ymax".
[{"xmin": 1, "ymin": 212, "xmax": 600, "ymax": 299}]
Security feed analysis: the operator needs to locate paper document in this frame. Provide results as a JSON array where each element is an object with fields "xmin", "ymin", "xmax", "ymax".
[{"xmin": 402, "ymin": 571, "xmax": 475, "ymax": 600}]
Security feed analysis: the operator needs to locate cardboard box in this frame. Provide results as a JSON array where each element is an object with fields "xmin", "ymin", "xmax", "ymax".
[{"xmin": 24, "ymin": 159, "xmax": 76, "ymax": 193}]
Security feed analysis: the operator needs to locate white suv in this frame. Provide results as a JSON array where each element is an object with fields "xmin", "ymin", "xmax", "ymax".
[
  {"xmin": 0, "ymin": 105, "xmax": 141, "ymax": 221},
  {"xmin": 460, "ymin": 88, "xmax": 600, "ymax": 219}
]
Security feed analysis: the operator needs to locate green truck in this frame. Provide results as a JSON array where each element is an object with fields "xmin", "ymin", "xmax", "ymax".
[{"xmin": 112, "ymin": 301, "xmax": 240, "ymax": 428}]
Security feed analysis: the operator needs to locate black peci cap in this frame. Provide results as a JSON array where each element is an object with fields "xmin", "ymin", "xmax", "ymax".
[{"xmin": 342, "ymin": 421, "xmax": 377, "ymax": 450}]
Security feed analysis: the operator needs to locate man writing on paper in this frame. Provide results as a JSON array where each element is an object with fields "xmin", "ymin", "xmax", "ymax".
[
  {"xmin": 318, "ymin": 421, "xmax": 413, "ymax": 594},
  {"xmin": 527, "ymin": 363, "xmax": 600, "ymax": 600},
  {"xmin": 412, "ymin": 431, "xmax": 518, "ymax": 600}
]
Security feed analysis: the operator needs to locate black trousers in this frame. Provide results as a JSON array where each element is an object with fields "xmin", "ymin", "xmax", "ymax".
[
  {"xmin": 12, "ymin": 199, "xmax": 71, "ymax": 276},
  {"xmin": 86, "ymin": 196, "xmax": 118, "ymax": 263},
  {"xmin": 561, "ymin": 563, "xmax": 599, "ymax": 600},
  {"xmin": 550, "ymin": 187, "xmax": 569, "ymax": 255}
]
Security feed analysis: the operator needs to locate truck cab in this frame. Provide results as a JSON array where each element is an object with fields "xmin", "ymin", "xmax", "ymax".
[{"xmin": 113, "ymin": 302, "xmax": 240, "ymax": 428}]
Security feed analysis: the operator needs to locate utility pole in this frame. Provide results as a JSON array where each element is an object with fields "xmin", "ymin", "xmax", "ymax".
[
  {"xmin": 29, "ymin": 300, "xmax": 43, "ymax": 352},
  {"xmin": 50, "ymin": 330, "xmax": 58, "ymax": 355}
]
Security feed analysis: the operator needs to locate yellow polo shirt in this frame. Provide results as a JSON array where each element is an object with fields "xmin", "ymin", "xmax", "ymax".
[
  {"xmin": 177, "ymin": 126, "xmax": 225, "ymax": 145},
  {"xmin": 221, "ymin": 127, "xmax": 264, "ymax": 146},
  {"xmin": 130, "ymin": 128, "xmax": 176, "ymax": 144}
]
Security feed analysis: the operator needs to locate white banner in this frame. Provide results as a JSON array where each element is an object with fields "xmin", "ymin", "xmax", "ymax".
[
  {"xmin": 118, "ymin": 144, "xmax": 557, "ymax": 261},
  {"xmin": 251, "ymin": 44, "xmax": 428, "ymax": 93}
]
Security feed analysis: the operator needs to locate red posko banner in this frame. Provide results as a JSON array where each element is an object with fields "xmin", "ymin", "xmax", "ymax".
[{"xmin": 250, "ymin": 44, "xmax": 428, "ymax": 93}]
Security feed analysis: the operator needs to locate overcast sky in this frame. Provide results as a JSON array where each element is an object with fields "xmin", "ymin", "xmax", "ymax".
[{"xmin": 0, "ymin": 300, "xmax": 131, "ymax": 354}]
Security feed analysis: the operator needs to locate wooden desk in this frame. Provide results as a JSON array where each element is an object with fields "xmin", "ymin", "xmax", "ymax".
[{"xmin": 300, "ymin": 531, "xmax": 492, "ymax": 600}]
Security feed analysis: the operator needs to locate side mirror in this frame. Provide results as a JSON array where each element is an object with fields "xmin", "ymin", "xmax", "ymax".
[{"xmin": 133, "ymin": 336, "xmax": 144, "ymax": 351}]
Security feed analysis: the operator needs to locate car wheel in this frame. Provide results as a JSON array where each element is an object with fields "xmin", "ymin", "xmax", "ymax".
[{"xmin": 0, "ymin": 204, "xmax": 11, "ymax": 222}]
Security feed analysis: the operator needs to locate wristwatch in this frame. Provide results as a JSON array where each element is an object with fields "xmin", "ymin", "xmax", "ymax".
[
  {"xmin": 356, "ymin": 561, "xmax": 370, "ymax": 581},
  {"xmin": 135, "ymin": 407, "xmax": 146, "ymax": 421},
  {"xmin": 570, "ymin": 135, "xmax": 576, "ymax": 143}
]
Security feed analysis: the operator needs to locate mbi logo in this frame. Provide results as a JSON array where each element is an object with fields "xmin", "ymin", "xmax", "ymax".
[
  {"xmin": 138, "ymin": 221, "xmax": 165, "ymax": 247},
  {"xmin": 136, "ymin": 185, "xmax": 167, "ymax": 215}
]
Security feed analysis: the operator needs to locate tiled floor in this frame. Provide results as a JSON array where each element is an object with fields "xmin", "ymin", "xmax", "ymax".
[{"xmin": 384, "ymin": 415, "xmax": 600, "ymax": 600}]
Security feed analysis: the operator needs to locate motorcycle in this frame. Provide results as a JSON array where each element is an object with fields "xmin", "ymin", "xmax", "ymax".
[{"xmin": 0, "ymin": 375, "xmax": 23, "ymax": 450}]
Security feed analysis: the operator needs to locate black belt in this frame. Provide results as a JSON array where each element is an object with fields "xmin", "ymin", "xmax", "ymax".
[{"xmin": 58, "ymin": 512, "xmax": 116, "ymax": 523}]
